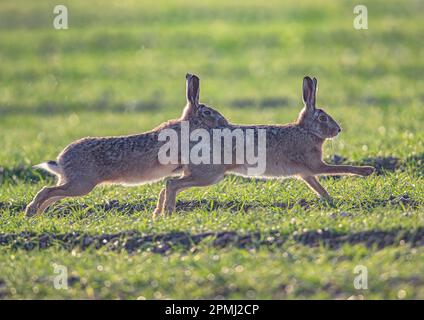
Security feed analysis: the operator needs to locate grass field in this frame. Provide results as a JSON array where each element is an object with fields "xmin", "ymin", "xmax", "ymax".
[{"xmin": 0, "ymin": 0, "xmax": 423, "ymax": 299}]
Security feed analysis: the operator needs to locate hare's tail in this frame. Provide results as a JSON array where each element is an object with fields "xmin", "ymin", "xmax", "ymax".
[{"xmin": 33, "ymin": 160, "xmax": 63, "ymax": 176}]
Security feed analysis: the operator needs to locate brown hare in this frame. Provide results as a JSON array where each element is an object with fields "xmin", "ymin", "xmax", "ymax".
[
  {"xmin": 25, "ymin": 74, "xmax": 228, "ymax": 217},
  {"xmin": 156, "ymin": 76, "xmax": 375, "ymax": 215}
]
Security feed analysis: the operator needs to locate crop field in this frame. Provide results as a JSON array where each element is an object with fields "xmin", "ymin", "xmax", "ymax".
[{"xmin": 0, "ymin": 0, "xmax": 423, "ymax": 299}]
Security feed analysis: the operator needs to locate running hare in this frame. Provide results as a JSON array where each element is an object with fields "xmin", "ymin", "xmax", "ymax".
[
  {"xmin": 25, "ymin": 74, "xmax": 228, "ymax": 217},
  {"xmin": 156, "ymin": 76, "xmax": 375, "ymax": 214}
]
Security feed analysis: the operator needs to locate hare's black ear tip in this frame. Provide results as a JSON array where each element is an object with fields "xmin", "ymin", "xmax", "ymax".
[
  {"xmin": 303, "ymin": 76, "xmax": 312, "ymax": 82},
  {"xmin": 186, "ymin": 73, "xmax": 192, "ymax": 80}
]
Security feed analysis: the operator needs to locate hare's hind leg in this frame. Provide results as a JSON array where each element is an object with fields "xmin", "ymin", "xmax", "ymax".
[
  {"xmin": 162, "ymin": 166, "xmax": 225, "ymax": 215},
  {"xmin": 37, "ymin": 196, "xmax": 65, "ymax": 214},
  {"xmin": 25, "ymin": 180, "xmax": 95, "ymax": 217},
  {"xmin": 301, "ymin": 176, "xmax": 331, "ymax": 202}
]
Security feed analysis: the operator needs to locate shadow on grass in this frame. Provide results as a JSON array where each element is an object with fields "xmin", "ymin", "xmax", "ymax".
[
  {"xmin": 294, "ymin": 228, "xmax": 424, "ymax": 249},
  {"xmin": 0, "ymin": 190, "xmax": 420, "ymax": 218},
  {"xmin": 0, "ymin": 192, "xmax": 420, "ymax": 217},
  {"xmin": 0, "ymin": 198, "xmax": 307, "ymax": 217},
  {"xmin": 0, "ymin": 227, "xmax": 422, "ymax": 254}
]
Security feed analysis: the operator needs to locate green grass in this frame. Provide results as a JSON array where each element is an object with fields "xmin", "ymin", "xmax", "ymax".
[{"xmin": 0, "ymin": 0, "xmax": 423, "ymax": 299}]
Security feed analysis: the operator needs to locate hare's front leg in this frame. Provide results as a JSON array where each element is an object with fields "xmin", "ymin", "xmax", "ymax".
[
  {"xmin": 162, "ymin": 166, "xmax": 225, "ymax": 215},
  {"xmin": 301, "ymin": 176, "xmax": 331, "ymax": 202},
  {"xmin": 162, "ymin": 176, "xmax": 197, "ymax": 214},
  {"xmin": 313, "ymin": 163, "xmax": 375, "ymax": 177}
]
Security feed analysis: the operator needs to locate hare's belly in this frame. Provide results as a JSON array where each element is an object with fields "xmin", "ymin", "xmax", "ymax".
[
  {"xmin": 106, "ymin": 164, "xmax": 180, "ymax": 185},
  {"xmin": 263, "ymin": 164, "xmax": 299, "ymax": 177},
  {"xmin": 230, "ymin": 160, "xmax": 300, "ymax": 178},
  {"xmin": 227, "ymin": 162, "xmax": 292, "ymax": 178}
]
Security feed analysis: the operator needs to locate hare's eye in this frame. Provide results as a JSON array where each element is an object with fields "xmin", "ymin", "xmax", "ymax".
[
  {"xmin": 319, "ymin": 115, "xmax": 328, "ymax": 122},
  {"xmin": 204, "ymin": 110, "xmax": 211, "ymax": 116}
]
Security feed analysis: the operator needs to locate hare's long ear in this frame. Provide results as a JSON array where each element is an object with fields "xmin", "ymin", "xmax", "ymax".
[
  {"xmin": 312, "ymin": 77, "xmax": 318, "ymax": 107},
  {"xmin": 302, "ymin": 76, "xmax": 315, "ymax": 112},
  {"xmin": 186, "ymin": 73, "xmax": 200, "ymax": 109}
]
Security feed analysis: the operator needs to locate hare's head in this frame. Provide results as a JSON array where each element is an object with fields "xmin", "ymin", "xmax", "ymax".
[
  {"xmin": 297, "ymin": 76, "xmax": 341, "ymax": 139},
  {"xmin": 196, "ymin": 103, "xmax": 228, "ymax": 127},
  {"xmin": 181, "ymin": 73, "xmax": 228, "ymax": 127}
]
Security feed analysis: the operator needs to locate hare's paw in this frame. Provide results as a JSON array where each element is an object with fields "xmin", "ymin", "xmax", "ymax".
[
  {"xmin": 319, "ymin": 196, "xmax": 335, "ymax": 207},
  {"xmin": 152, "ymin": 206, "xmax": 163, "ymax": 218},
  {"xmin": 163, "ymin": 204, "xmax": 176, "ymax": 215},
  {"xmin": 25, "ymin": 202, "xmax": 38, "ymax": 218}
]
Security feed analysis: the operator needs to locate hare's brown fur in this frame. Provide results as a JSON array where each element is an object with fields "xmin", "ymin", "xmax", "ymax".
[
  {"xmin": 25, "ymin": 74, "xmax": 228, "ymax": 217},
  {"xmin": 156, "ymin": 76, "xmax": 375, "ymax": 215}
]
